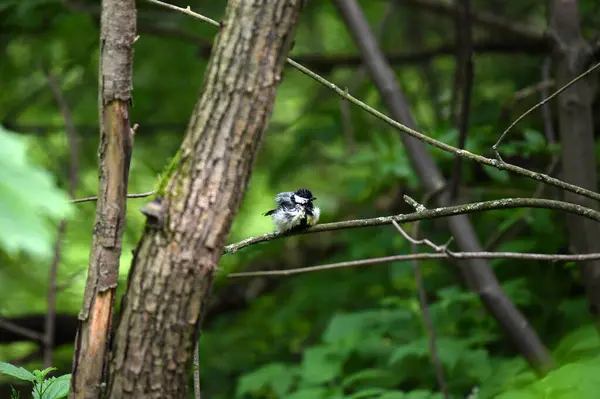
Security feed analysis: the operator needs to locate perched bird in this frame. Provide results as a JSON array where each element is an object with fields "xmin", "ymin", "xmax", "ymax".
[{"xmin": 264, "ymin": 188, "xmax": 320, "ymax": 233}]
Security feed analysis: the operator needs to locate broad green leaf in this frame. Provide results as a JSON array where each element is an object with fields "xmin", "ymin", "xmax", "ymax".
[
  {"xmin": 342, "ymin": 369, "xmax": 394, "ymax": 389},
  {"xmin": 378, "ymin": 392, "xmax": 406, "ymax": 399},
  {"xmin": 523, "ymin": 129, "xmax": 546, "ymax": 151},
  {"xmin": 554, "ymin": 325, "xmax": 600, "ymax": 362},
  {"xmin": 236, "ymin": 363, "xmax": 296, "ymax": 398},
  {"xmin": 285, "ymin": 387, "xmax": 329, "ymax": 399},
  {"xmin": 300, "ymin": 346, "xmax": 344, "ymax": 385},
  {"xmin": 33, "ymin": 374, "xmax": 71, "ymax": 399},
  {"xmin": 348, "ymin": 387, "xmax": 387, "ymax": 398},
  {"xmin": 0, "ymin": 125, "xmax": 73, "ymax": 259},
  {"xmin": 33, "ymin": 367, "xmax": 56, "ymax": 385},
  {"xmin": 0, "ymin": 362, "xmax": 36, "ymax": 382}
]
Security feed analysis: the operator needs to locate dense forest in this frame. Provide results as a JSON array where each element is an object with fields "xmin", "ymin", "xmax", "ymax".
[{"xmin": 1, "ymin": 0, "xmax": 600, "ymax": 398}]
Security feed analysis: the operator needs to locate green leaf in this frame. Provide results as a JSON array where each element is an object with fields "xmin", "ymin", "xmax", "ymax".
[
  {"xmin": 523, "ymin": 129, "xmax": 546, "ymax": 151},
  {"xmin": 236, "ymin": 363, "xmax": 296, "ymax": 398},
  {"xmin": 0, "ymin": 362, "xmax": 36, "ymax": 382},
  {"xmin": 554, "ymin": 325, "xmax": 600, "ymax": 363},
  {"xmin": 300, "ymin": 346, "xmax": 344, "ymax": 385},
  {"xmin": 33, "ymin": 367, "xmax": 56, "ymax": 385},
  {"xmin": 388, "ymin": 340, "xmax": 429, "ymax": 365},
  {"xmin": 342, "ymin": 369, "xmax": 394, "ymax": 389},
  {"xmin": 285, "ymin": 387, "xmax": 329, "ymax": 399},
  {"xmin": 378, "ymin": 392, "xmax": 406, "ymax": 399},
  {"xmin": 0, "ymin": 125, "xmax": 73, "ymax": 259},
  {"xmin": 348, "ymin": 388, "xmax": 388, "ymax": 398},
  {"xmin": 33, "ymin": 374, "xmax": 71, "ymax": 399}
]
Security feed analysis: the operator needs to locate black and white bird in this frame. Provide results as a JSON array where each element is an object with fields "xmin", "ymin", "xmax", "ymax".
[{"xmin": 263, "ymin": 188, "xmax": 320, "ymax": 233}]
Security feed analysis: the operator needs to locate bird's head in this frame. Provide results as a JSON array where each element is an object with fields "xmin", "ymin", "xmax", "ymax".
[{"xmin": 293, "ymin": 188, "xmax": 316, "ymax": 204}]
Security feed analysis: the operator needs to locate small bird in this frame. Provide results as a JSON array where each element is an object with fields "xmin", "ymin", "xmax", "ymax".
[{"xmin": 264, "ymin": 188, "xmax": 320, "ymax": 233}]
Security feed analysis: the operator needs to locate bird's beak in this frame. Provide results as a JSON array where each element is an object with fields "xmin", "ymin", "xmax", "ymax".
[{"xmin": 311, "ymin": 197, "xmax": 317, "ymax": 201}]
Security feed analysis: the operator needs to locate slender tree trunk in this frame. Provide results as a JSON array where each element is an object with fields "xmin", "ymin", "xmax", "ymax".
[
  {"xmin": 70, "ymin": 0, "xmax": 136, "ymax": 397},
  {"xmin": 104, "ymin": 1, "xmax": 305, "ymax": 397},
  {"xmin": 333, "ymin": 0, "xmax": 554, "ymax": 373},
  {"xmin": 549, "ymin": 0, "xmax": 600, "ymax": 321}
]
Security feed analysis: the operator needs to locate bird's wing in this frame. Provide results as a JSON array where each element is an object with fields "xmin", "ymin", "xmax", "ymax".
[{"xmin": 274, "ymin": 191, "xmax": 295, "ymax": 206}]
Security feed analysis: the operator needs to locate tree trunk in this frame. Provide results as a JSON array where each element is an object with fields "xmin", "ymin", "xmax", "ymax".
[
  {"xmin": 549, "ymin": 0, "xmax": 600, "ymax": 321},
  {"xmin": 104, "ymin": 0, "xmax": 305, "ymax": 397},
  {"xmin": 70, "ymin": 0, "xmax": 136, "ymax": 397},
  {"xmin": 333, "ymin": 0, "xmax": 554, "ymax": 373}
]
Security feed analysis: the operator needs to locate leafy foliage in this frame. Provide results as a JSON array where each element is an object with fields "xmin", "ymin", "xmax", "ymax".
[
  {"xmin": 0, "ymin": 125, "xmax": 73, "ymax": 259},
  {"xmin": 0, "ymin": 363, "xmax": 70, "ymax": 399},
  {"xmin": 2, "ymin": 0, "xmax": 600, "ymax": 398}
]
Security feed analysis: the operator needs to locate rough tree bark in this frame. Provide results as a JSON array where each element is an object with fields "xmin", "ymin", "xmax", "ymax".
[
  {"xmin": 104, "ymin": 0, "xmax": 305, "ymax": 397},
  {"xmin": 69, "ymin": 0, "xmax": 136, "ymax": 398},
  {"xmin": 333, "ymin": 0, "xmax": 554, "ymax": 373},
  {"xmin": 549, "ymin": 0, "xmax": 600, "ymax": 321}
]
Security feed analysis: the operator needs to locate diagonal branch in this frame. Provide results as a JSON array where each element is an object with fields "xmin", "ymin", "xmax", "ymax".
[
  {"xmin": 146, "ymin": 0, "xmax": 600, "ymax": 203},
  {"xmin": 493, "ymin": 61, "xmax": 600, "ymax": 152},
  {"xmin": 224, "ymin": 196, "xmax": 600, "ymax": 254}
]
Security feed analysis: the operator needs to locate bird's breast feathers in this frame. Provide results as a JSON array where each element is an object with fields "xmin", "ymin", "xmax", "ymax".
[{"xmin": 307, "ymin": 206, "xmax": 320, "ymax": 226}]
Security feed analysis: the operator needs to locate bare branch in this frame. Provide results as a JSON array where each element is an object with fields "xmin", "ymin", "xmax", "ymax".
[
  {"xmin": 493, "ymin": 61, "xmax": 600, "ymax": 152},
  {"xmin": 484, "ymin": 159, "xmax": 559, "ymax": 251},
  {"xmin": 146, "ymin": 0, "xmax": 600, "ymax": 202},
  {"xmin": 146, "ymin": 0, "xmax": 218, "ymax": 26},
  {"xmin": 70, "ymin": 191, "xmax": 154, "ymax": 204},
  {"xmin": 224, "ymin": 197, "xmax": 600, "ymax": 254},
  {"xmin": 228, "ymin": 251, "xmax": 600, "ymax": 278}
]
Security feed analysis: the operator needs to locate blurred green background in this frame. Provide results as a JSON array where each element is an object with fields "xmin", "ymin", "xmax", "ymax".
[{"xmin": 1, "ymin": 0, "xmax": 600, "ymax": 397}]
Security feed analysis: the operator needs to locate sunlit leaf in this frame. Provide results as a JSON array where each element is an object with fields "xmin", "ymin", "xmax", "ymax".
[{"xmin": 0, "ymin": 125, "xmax": 73, "ymax": 259}]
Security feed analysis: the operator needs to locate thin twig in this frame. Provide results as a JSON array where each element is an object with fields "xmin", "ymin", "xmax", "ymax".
[
  {"xmin": 146, "ymin": 0, "xmax": 219, "ymax": 26},
  {"xmin": 393, "ymin": 219, "xmax": 450, "ymax": 399},
  {"xmin": 493, "ymin": 61, "xmax": 600, "ymax": 152},
  {"xmin": 288, "ymin": 57, "xmax": 600, "ymax": 201},
  {"xmin": 228, "ymin": 251, "xmax": 600, "ymax": 277},
  {"xmin": 485, "ymin": 57, "xmax": 560, "ymax": 252},
  {"xmin": 484, "ymin": 158, "xmax": 559, "ymax": 251},
  {"xmin": 45, "ymin": 72, "xmax": 80, "ymax": 367},
  {"xmin": 146, "ymin": 0, "xmax": 600, "ymax": 202},
  {"xmin": 70, "ymin": 191, "xmax": 155, "ymax": 204},
  {"xmin": 224, "ymin": 197, "xmax": 600, "ymax": 254}
]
